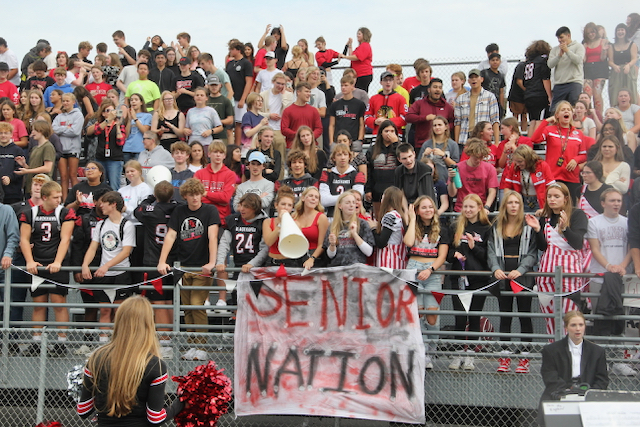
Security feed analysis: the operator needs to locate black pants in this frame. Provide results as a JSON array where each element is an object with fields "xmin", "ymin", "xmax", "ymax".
[
  {"xmin": 452, "ymin": 279, "xmax": 488, "ymax": 347},
  {"xmin": 355, "ymin": 74, "xmax": 372, "ymax": 92}
]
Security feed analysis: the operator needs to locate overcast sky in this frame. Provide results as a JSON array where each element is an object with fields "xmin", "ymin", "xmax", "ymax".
[{"xmin": 2, "ymin": 1, "xmax": 637, "ymax": 76}]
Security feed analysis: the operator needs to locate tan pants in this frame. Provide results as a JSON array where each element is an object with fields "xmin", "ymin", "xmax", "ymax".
[
  {"xmin": 273, "ymin": 130, "xmax": 287, "ymax": 180},
  {"xmin": 180, "ymin": 272, "xmax": 213, "ymax": 337}
]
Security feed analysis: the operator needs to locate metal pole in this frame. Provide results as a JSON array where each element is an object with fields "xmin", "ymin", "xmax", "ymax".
[
  {"xmin": 3, "ymin": 265, "xmax": 11, "ymax": 328},
  {"xmin": 1, "ymin": 265, "xmax": 10, "ymax": 381},
  {"xmin": 35, "ymin": 328, "xmax": 48, "ymax": 424},
  {"xmin": 173, "ymin": 262, "xmax": 181, "ymax": 332},
  {"xmin": 554, "ymin": 266, "xmax": 563, "ymax": 341}
]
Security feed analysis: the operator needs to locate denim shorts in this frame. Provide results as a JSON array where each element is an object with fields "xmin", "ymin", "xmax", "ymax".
[{"xmin": 407, "ymin": 258, "xmax": 442, "ymax": 309}]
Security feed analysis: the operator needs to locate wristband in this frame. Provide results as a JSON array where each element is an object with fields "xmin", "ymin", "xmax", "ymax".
[{"xmin": 484, "ymin": 205, "xmax": 491, "ymax": 211}]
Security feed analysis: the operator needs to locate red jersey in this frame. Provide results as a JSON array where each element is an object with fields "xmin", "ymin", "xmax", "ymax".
[
  {"xmin": 364, "ymin": 91, "xmax": 407, "ymax": 135},
  {"xmin": 500, "ymin": 160, "xmax": 556, "ymax": 208},
  {"xmin": 85, "ymin": 82, "xmax": 112, "ymax": 106},
  {"xmin": 0, "ymin": 81, "xmax": 19, "ymax": 105},
  {"xmin": 531, "ymin": 120, "xmax": 587, "ymax": 183},
  {"xmin": 402, "ymin": 76, "xmax": 421, "ymax": 93},
  {"xmin": 495, "ymin": 135, "xmax": 533, "ymax": 167},
  {"xmin": 460, "ymin": 142, "xmax": 501, "ymax": 168},
  {"xmin": 315, "ymin": 49, "xmax": 340, "ymax": 68}
]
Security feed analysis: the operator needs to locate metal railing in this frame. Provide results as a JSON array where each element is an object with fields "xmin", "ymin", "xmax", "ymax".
[{"xmin": 1, "ymin": 264, "xmax": 640, "ymax": 427}]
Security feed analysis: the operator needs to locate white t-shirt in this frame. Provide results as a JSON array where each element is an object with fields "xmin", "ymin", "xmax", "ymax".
[
  {"xmin": 309, "ymin": 87, "xmax": 327, "ymax": 110},
  {"xmin": 621, "ymin": 104, "xmax": 640, "ymax": 132},
  {"xmin": 92, "ymin": 217, "xmax": 136, "ymax": 276},
  {"xmin": 587, "ymin": 214, "xmax": 628, "ymax": 274},
  {"xmin": 267, "ymin": 92, "xmax": 282, "ymax": 130},
  {"xmin": 582, "ymin": 117, "xmax": 596, "ymax": 137},
  {"xmin": 255, "ymin": 68, "xmax": 281, "ymax": 93},
  {"xmin": 119, "ymin": 182, "xmax": 153, "ymax": 224},
  {"xmin": 0, "ymin": 48, "xmax": 20, "ymax": 85}
]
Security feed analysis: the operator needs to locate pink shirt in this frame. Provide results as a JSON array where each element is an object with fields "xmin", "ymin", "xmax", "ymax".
[{"xmin": 452, "ymin": 160, "xmax": 498, "ymax": 212}]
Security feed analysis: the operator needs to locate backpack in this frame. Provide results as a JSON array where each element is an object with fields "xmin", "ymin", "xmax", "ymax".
[{"xmin": 98, "ymin": 217, "xmax": 129, "ymax": 243}]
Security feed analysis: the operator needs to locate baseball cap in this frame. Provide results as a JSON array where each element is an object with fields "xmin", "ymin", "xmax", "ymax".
[
  {"xmin": 207, "ymin": 75, "xmax": 221, "ymax": 85},
  {"xmin": 248, "ymin": 151, "xmax": 266, "ymax": 164},
  {"xmin": 265, "ymin": 51, "xmax": 276, "ymax": 59},
  {"xmin": 179, "ymin": 56, "xmax": 191, "ymax": 66},
  {"xmin": 468, "ymin": 68, "xmax": 482, "ymax": 77},
  {"xmin": 380, "ymin": 71, "xmax": 394, "ymax": 81},
  {"xmin": 0, "ymin": 62, "xmax": 9, "ymax": 72}
]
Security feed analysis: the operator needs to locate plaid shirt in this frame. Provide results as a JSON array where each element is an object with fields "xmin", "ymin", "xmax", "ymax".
[{"xmin": 454, "ymin": 88, "xmax": 499, "ymax": 145}]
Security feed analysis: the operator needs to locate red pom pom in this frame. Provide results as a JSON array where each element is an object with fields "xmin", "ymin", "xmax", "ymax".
[
  {"xmin": 172, "ymin": 360, "xmax": 232, "ymax": 427},
  {"xmin": 36, "ymin": 422, "xmax": 63, "ymax": 427}
]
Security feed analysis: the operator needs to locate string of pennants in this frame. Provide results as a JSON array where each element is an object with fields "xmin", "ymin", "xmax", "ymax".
[{"xmin": 14, "ymin": 263, "xmax": 598, "ymax": 311}]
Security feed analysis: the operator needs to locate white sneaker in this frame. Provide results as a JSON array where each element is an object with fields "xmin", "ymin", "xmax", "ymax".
[
  {"xmin": 463, "ymin": 356, "xmax": 475, "ymax": 370},
  {"xmin": 215, "ymin": 299, "xmax": 228, "ymax": 313},
  {"xmin": 425, "ymin": 355, "xmax": 433, "ymax": 370},
  {"xmin": 181, "ymin": 348, "xmax": 197, "ymax": 360},
  {"xmin": 611, "ymin": 363, "xmax": 638, "ymax": 376},
  {"xmin": 192, "ymin": 349, "xmax": 209, "ymax": 361},
  {"xmin": 449, "ymin": 356, "xmax": 463, "ymax": 370},
  {"xmin": 160, "ymin": 347, "xmax": 174, "ymax": 360}
]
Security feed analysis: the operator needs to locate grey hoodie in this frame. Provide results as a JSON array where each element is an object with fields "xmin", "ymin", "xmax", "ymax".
[{"xmin": 52, "ymin": 107, "xmax": 84, "ymax": 154}]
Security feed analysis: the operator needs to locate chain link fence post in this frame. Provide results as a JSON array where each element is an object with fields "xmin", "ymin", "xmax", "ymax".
[
  {"xmin": 554, "ymin": 266, "xmax": 564, "ymax": 341},
  {"xmin": 35, "ymin": 327, "xmax": 48, "ymax": 425},
  {"xmin": 173, "ymin": 261, "xmax": 181, "ymax": 332}
]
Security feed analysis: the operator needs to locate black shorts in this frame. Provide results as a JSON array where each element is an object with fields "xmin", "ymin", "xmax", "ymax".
[
  {"xmin": 61, "ymin": 152, "xmax": 80, "ymax": 159},
  {"xmin": 31, "ymin": 282, "xmax": 69, "ymax": 298},
  {"xmin": 30, "ymin": 269, "xmax": 70, "ymax": 298},
  {"xmin": 142, "ymin": 270, "xmax": 174, "ymax": 302},
  {"xmin": 79, "ymin": 277, "xmax": 99, "ymax": 304},
  {"xmin": 524, "ymin": 97, "xmax": 549, "ymax": 121},
  {"xmin": 90, "ymin": 272, "xmax": 135, "ymax": 303}
]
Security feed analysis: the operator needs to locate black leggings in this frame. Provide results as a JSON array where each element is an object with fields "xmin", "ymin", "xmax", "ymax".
[
  {"xmin": 356, "ymin": 75, "xmax": 373, "ymax": 92},
  {"xmin": 452, "ymin": 279, "xmax": 488, "ymax": 345},
  {"xmin": 497, "ymin": 287, "xmax": 533, "ymax": 340}
]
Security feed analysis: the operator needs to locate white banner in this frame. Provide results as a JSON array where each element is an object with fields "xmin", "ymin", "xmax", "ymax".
[{"xmin": 234, "ymin": 264, "xmax": 425, "ymax": 424}]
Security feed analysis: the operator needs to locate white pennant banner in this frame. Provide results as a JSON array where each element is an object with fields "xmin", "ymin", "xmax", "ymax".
[
  {"xmin": 31, "ymin": 275, "xmax": 45, "ymax": 292},
  {"xmin": 538, "ymin": 293, "xmax": 553, "ymax": 310},
  {"xmin": 458, "ymin": 292, "xmax": 473, "ymax": 313},
  {"xmin": 104, "ymin": 289, "xmax": 117, "ymax": 303}
]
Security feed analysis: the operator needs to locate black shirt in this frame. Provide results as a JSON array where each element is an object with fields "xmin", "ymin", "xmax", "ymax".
[
  {"xmin": 167, "ymin": 203, "xmax": 220, "ymax": 267},
  {"xmin": 523, "ymin": 55, "xmax": 551, "ymax": 100},
  {"xmin": 225, "ymin": 57, "xmax": 253, "ymax": 102},
  {"xmin": 172, "ymin": 71, "xmax": 205, "ymax": 113},
  {"xmin": 328, "ymin": 97, "xmax": 366, "ymax": 142}
]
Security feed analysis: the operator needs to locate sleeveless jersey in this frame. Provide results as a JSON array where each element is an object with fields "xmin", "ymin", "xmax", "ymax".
[
  {"xmin": 134, "ymin": 201, "xmax": 179, "ymax": 266},
  {"xmin": 19, "ymin": 205, "xmax": 75, "ymax": 264},
  {"xmin": 225, "ymin": 213, "xmax": 265, "ymax": 266}
]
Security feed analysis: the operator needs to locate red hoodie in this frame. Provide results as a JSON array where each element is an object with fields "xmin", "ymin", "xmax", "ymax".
[
  {"xmin": 364, "ymin": 90, "xmax": 407, "ymax": 135},
  {"xmin": 194, "ymin": 164, "xmax": 236, "ymax": 226}
]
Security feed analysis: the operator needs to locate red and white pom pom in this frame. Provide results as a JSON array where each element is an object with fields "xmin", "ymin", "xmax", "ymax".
[
  {"xmin": 36, "ymin": 422, "xmax": 63, "ymax": 427},
  {"xmin": 172, "ymin": 360, "xmax": 232, "ymax": 427}
]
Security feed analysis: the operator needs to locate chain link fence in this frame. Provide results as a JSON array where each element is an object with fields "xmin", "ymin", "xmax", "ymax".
[
  {"xmin": 1, "ymin": 266, "xmax": 640, "ymax": 427},
  {"xmin": 355, "ymin": 57, "xmax": 635, "ymax": 116}
]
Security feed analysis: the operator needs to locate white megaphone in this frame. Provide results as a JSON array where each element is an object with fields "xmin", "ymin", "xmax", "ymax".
[
  {"xmin": 145, "ymin": 165, "xmax": 172, "ymax": 189},
  {"xmin": 278, "ymin": 211, "xmax": 309, "ymax": 259}
]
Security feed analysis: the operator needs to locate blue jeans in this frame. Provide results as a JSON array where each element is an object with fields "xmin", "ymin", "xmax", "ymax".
[
  {"xmin": 0, "ymin": 253, "xmax": 30, "ymax": 325},
  {"xmin": 98, "ymin": 159, "xmax": 124, "ymax": 190},
  {"xmin": 123, "ymin": 152, "xmax": 139, "ymax": 163},
  {"xmin": 407, "ymin": 258, "xmax": 442, "ymax": 309}
]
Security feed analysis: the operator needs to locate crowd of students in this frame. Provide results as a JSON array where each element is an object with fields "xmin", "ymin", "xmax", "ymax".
[{"xmin": 0, "ymin": 18, "xmax": 638, "ymax": 375}]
